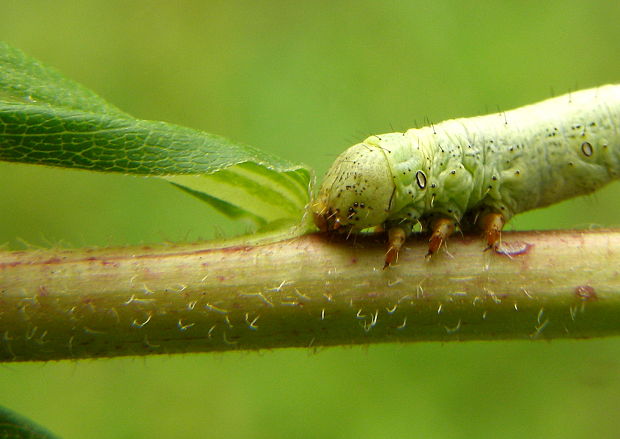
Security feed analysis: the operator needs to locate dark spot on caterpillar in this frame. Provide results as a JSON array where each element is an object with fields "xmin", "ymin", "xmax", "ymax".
[
  {"xmin": 353, "ymin": 202, "xmax": 358, "ymax": 207},
  {"xmin": 581, "ymin": 141, "xmax": 593, "ymax": 157},
  {"xmin": 515, "ymin": 170, "xmax": 521, "ymax": 175},
  {"xmin": 416, "ymin": 170, "xmax": 427, "ymax": 189},
  {"xmin": 575, "ymin": 285, "xmax": 597, "ymax": 301},
  {"xmin": 492, "ymin": 176, "xmax": 497, "ymax": 181},
  {"xmin": 569, "ymin": 162, "xmax": 574, "ymax": 166},
  {"xmin": 431, "ymin": 183, "xmax": 436, "ymax": 189},
  {"xmin": 450, "ymin": 170, "xmax": 456, "ymax": 175},
  {"xmin": 360, "ymin": 203, "xmax": 365, "ymax": 208}
]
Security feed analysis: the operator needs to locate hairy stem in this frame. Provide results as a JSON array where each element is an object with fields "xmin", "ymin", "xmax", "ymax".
[{"xmin": 1, "ymin": 229, "xmax": 619, "ymax": 362}]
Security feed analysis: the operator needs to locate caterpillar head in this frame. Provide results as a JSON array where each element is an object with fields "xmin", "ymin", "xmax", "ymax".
[{"xmin": 313, "ymin": 142, "xmax": 395, "ymax": 233}]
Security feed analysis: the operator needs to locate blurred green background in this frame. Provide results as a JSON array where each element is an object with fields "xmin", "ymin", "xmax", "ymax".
[{"xmin": 1, "ymin": 1, "xmax": 620, "ymax": 438}]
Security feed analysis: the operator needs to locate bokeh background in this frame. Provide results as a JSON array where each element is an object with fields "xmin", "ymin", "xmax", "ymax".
[{"xmin": 1, "ymin": 1, "xmax": 620, "ymax": 438}]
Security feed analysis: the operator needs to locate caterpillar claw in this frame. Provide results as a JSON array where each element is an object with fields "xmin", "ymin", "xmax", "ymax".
[
  {"xmin": 383, "ymin": 249, "xmax": 397, "ymax": 269},
  {"xmin": 478, "ymin": 212, "xmax": 506, "ymax": 250},
  {"xmin": 384, "ymin": 226, "xmax": 407, "ymax": 269},
  {"xmin": 427, "ymin": 217, "xmax": 456, "ymax": 258}
]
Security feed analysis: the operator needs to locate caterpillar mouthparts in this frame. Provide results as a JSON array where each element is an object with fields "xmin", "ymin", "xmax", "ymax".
[{"xmin": 313, "ymin": 141, "xmax": 397, "ymax": 233}]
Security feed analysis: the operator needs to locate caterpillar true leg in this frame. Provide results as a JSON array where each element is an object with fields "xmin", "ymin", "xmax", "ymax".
[
  {"xmin": 384, "ymin": 216, "xmax": 456, "ymax": 268},
  {"xmin": 427, "ymin": 217, "xmax": 456, "ymax": 257},
  {"xmin": 384, "ymin": 226, "xmax": 408, "ymax": 269},
  {"xmin": 477, "ymin": 212, "xmax": 506, "ymax": 250}
]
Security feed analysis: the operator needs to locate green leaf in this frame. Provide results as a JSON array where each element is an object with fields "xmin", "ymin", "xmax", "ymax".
[
  {"xmin": 0, "ymin": 42, "xmax": 312, "ymax": 231},
  {"xmin": 0, "ymin": 42, "xmax": 126, "ymax": 116},
  {"xmin": 0, "ymin": 405, "xmax": 62, "ymax": 439}
]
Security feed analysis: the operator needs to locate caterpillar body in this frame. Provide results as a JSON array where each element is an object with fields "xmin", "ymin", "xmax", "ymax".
[{"xmin": 313, "ymin": 85, "xmax": 620, "ymax": 267}]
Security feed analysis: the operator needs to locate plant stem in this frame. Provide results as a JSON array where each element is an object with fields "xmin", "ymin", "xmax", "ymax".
[{"xmin": 1, "ymin": 229, "xmax": 619, "ymax": 362}]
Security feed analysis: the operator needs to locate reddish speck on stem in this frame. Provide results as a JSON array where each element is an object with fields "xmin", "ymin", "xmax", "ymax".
[{"xmin": 575, "ymin": 285, "xmax": 597, "ymax": 301}]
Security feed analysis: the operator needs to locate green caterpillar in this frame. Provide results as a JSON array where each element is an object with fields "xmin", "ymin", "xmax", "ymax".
[{"xmin": 313, "ymin": 85, "xmax": 620, "ymax": 266}]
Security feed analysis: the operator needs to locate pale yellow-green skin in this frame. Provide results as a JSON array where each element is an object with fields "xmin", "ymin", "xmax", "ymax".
[{"xmin": 315, "ymin": 85, "xmax": 620, "ymax": 233}]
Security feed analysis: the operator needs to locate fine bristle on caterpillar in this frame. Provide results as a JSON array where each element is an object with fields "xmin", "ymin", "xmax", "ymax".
[{"xmin": 313, "ymin": 85, "xmax": 620, "ymax": 267}]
